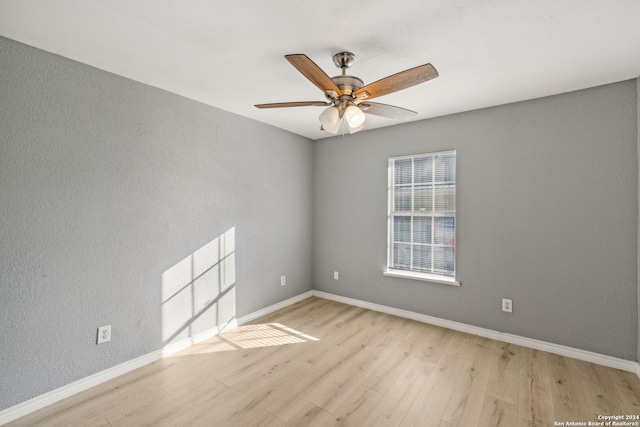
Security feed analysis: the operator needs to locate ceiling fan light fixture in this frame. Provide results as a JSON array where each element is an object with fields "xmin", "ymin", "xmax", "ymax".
[
  {"xmin": 344, "ymin": 105, "xmax": 366, "ymax": 127},
  {"xmin": 319, "ymin": 105, "xmax": 366, "ymax": 135}
]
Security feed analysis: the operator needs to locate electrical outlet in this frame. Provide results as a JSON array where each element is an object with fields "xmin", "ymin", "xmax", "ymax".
[
  {"xmin": 502, "ymin": 298, "xmax": 513, "ymax": 313},
  {"xmin": 280, "ymin": 276, "xmax": 286, "ymax": 286},
  {"xmin": 333, "ymin": 271, "xmax": 339, "ymax": 280},
  {"xmin": 97, "ymin": 325, "xmax": 111, "ymax": 344}
]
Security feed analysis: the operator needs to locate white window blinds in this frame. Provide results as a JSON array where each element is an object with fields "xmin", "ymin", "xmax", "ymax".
[{"xmin": 388, "ymin": 151, "xmax": 456, "ymax": 277}]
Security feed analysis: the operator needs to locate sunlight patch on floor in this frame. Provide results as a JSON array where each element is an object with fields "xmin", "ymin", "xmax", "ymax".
[{"xmin": 184, "ymin": 323, "xmax": 319, "ymax": 354}]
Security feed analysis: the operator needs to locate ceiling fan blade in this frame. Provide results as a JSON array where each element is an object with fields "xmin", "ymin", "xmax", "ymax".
[
  {"xmin": 255, "ymin": 101, "xmax": 330, "ymax": 109},
  {"xmin": 358, "ymin": 102, "xmax": 417, "ymax": 120},
  {"xmin": 285, "ymin": 54, "xmax": 343, "ymax": 97},
  {"xmin": 354, "ymin": 63, "xmax": 438, "ymax": 100}
]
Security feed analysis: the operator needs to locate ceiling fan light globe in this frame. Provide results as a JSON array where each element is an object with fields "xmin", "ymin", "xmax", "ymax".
[
  {"xmin": 345, "ymin": 105, "xmax": 366, "ymax": 127},
  {"xmin": 347, "ymin": 122, "xmax": 365, "ymax": 134},
  {"xmin": 319, "ymin": 106, "xmax": 340, "ymax": 133},
  {"xmin": 325, "ymin": 123, "xmax": 340, "ymax": 134}
]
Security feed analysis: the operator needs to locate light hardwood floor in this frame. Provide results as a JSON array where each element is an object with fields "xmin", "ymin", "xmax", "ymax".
[{"xmin": 7, "ymin": 297, "xmax": 640, "ymax": 426}]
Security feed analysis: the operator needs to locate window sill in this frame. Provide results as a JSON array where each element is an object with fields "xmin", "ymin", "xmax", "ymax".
[{"xmin": 383, "ymin": 269, "xmax": 461, "ymax": 286}]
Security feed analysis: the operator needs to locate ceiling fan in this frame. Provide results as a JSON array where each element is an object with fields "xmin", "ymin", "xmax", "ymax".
[{"xmin": 255, "ymin": 52, "xmax": 439, "ymax": 135}]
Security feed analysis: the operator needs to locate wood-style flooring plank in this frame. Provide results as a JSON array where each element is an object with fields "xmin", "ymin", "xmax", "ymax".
[
  {"xmin": 570, "ymin": 358, "xmax": 625, "ymax": 417},
  {"xmin": 476, "ymin": 396, "xmax": 518, "ymax": 427},
  {"xmin": 400, "ymin": 352, "xmax": 468, "ymax": 427},
  {"xmin": 331, "ymin": 385, "xmax": 383, "ymax": 427},
  {"xmin": 547, "ymin": 352, "xmax": 591, "ymax": 421},
  {"xmin": 362, "ymin": 355, "xmax": 434, "ymax": 427},
  {"xmin": 306, "ymin": 341, "xmax": 385, "ymax": 414},
  {"xmin": 440, "ymin": 343, "xmax": 493, "ymax": 426},
  {"xmin": 609, "ymin": 366, "xmax": 640, "ymax": 413},
  {"xmin": 5, "ymin": 297, "xmax": 640, "ymax": 427},
  {"xmin": 518, "ymin": 347, "xmax": 555, "ymax": 426},
  {"xmin": 484, "ymin": 342, "xmax": 521, "ymax": 405},
  {"xmin": 283, "ymin": 402, "xmax": 336, "ymax": 427}
]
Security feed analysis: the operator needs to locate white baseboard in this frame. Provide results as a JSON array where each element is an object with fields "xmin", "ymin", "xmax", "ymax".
[
  {"xmin": 237, "ymin": 290, "xmax": 314, "ymax": 325},
  {"xmin": 0, "ymin": 290, "xmax": 311, "ymax": 426},
  {"xmin": 312, "ymin": 290, "xmax": 640, "ymax": 374}
]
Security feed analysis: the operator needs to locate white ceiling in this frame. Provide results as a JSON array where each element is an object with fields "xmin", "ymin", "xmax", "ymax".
[{"xmin": 1, "ymin": 0, "xmax": 639, "ymax": 140}]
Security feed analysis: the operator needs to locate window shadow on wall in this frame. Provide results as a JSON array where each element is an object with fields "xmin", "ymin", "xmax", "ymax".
[{"xmin": 161, "ymin": 227, "xmax": 236, "ymax": 347}]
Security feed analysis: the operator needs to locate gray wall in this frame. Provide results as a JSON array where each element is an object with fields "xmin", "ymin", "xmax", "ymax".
[
  {"xmin": 313, "ymin": 80, "xmax": 638, "ymax": 360},
  {"xmin": 0, "ymin": 37, "xmax": 313, "ymax": 410}
]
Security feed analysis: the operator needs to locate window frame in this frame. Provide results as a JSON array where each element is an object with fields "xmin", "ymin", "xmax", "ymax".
[{"xmin": 384, "ymin": 150, "xmax": 460, "ymax": 286}]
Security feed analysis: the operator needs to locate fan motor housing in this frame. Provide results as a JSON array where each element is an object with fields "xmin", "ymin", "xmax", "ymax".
[{"xmin": 331, "ymin": 75, "xmax": 364, "ymax": 96}]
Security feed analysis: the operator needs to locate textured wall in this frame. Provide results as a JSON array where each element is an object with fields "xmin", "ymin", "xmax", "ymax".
[
  {"xmin": 0, "ymin": 37, "xmax": 313, "ymax": 410},
  {"xmin": 312, "ymin": 80, "xmax": 638, "ymax": 360}
]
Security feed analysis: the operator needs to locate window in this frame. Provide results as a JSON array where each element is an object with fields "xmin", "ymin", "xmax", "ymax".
[{"xmin": 385, "ymin": 150, "xmax": 458, "ymax": 285}]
